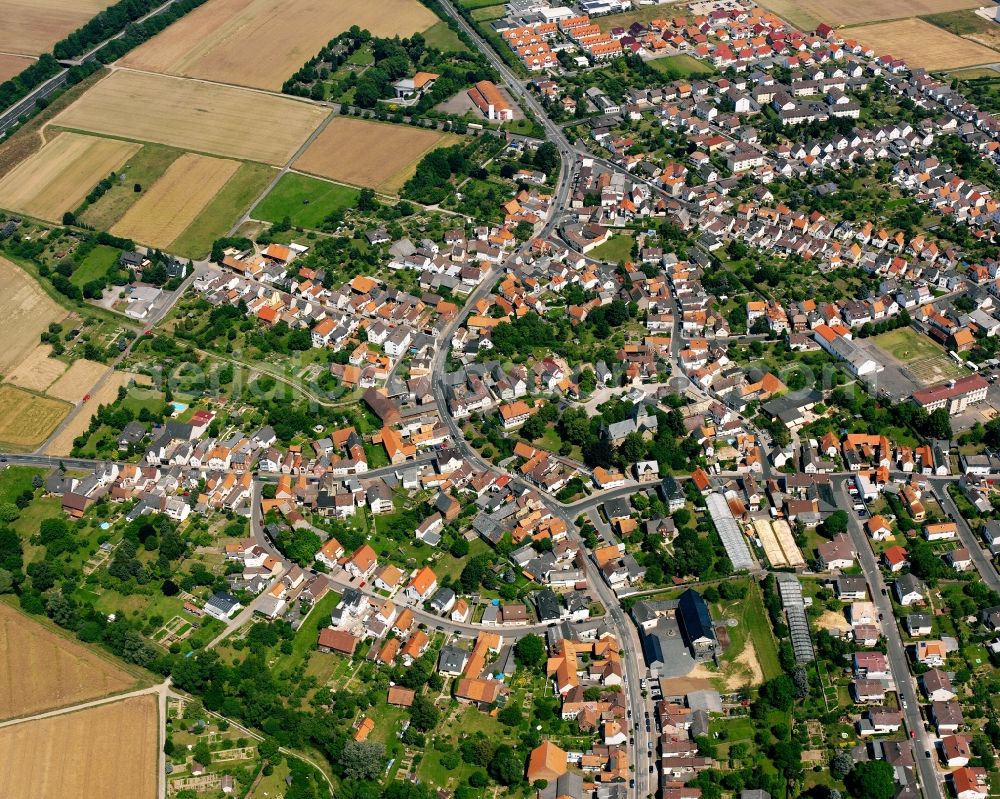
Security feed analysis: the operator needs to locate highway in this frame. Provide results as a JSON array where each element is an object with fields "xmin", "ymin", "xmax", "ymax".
[{"xmin": 834, "ymin": 478, "xmax": 944, "ymax": 799}]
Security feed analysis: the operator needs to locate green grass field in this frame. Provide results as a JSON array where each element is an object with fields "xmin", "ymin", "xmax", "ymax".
[
  {"xmin": 253, "ymin": 172, "xmax": 360, "ymax": 230},
  {"xmin": 423, "ymin": 20, "xmax": 468, "ymax": 51},
  {"xmin": 458, "ymin": 0, "xmax": 503, "ymax": 9},
  {"xmin": 589, "ymin": 233, "xmax": 634, "ymax": 264},
  {"xmin": 647, "ymin": 54, "xmax": 716, "ymax": 77},
  {"xmin": 0, "ymin": 466, "xmax": 43, "ymax": 504},
  {"xmin": 79, "ymin": 144, "xmax": 183, "ymax": 231},
  {"xmin": 872, "ymin": 327, "xmax": 945, "ymax": 363},
  {"xmin": 170, "ymin": 162, "xmax": 275, "ymax": 258},
  {"xmin": 71, "ymin": 244, "xmax": 120, "ymax": 288},
  {"xmin": 471, "ymin": 4, "xmax": 505, "ymax": 21}
]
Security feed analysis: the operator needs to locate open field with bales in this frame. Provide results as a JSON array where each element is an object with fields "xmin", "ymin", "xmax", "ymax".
[
  {"xmin": 121, "ymin": 0, "xmax": 438, "ymax": 91},
  {"xmin": 253, "ymin": 172, "xmax": 360, "ymax": 229},
  {"xmin": 295, "ymin": 117, "xmax": 459, "ymax": 193},
  {"xmin": 0, "ymin": 258, "xmax": 69, "ymax": 377},
  {"xmin": 0, "ymin": 0, "xmax": 115, "ymax": 56},
  {"xmin": 4, "ymin": 344, "xmax": 68, "ymax": 392},
  {"xmin": 111, "ymin": 153, "xmax": 239, "ymax": 248},
  {"xmin": 0, "ymin": 54, "xmax": 34, "ymax": 82},
  {"xmin": 0, "ymin": 695, "xmax": 157, "ymax": 799},
  {"xmin": 0, "ymin": 604, "xmax": 137, "ymax": 720},
  {"xmin": 44, "ymin": 359, "xmax": 110, "ymax": 402},
  {"xmin": 0, "ymin": 132, "xmax": 140, "ymax": 222},
  {"xmin": 0, "ymin": 385, "xmax": 70, "ymax": 449},
  {"xmin": 843, "ymin": 17, "xmax": 999, "ymax": 69},
  {"xmin": 758, "ymin": 0, "xmax": 981, "ymax": 30},
  {"xmin": 53, "ymin": 70, "xmax": 329, "ymax": 165}
]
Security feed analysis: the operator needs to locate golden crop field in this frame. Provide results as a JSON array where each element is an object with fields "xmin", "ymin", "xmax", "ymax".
[
  {"xmin": 44, "ymin": 371, "xmax": 143, "ymax": 456},
  {"xmin": 4, "ymin": 344, "xmax": 68, "ymax": 392},
  {"xmin": 121, "ymin": 0, "xmax": 438, "ymax": 91},
  {"xmin": 0, "ymin": 0, "xmax": 114, "ymax": 56},
  {"xmin": 111, "ymin": 153, "xmax": 239, "ymax": 247},
  {"xmin": 44, "ymin": 358, "xmax": 109, "ymax": 402},
  {"xmin": 0, "ymin": 54, "xmax": 34, "ymax": 82},
  {"xmin": 54, "ymin": 70, "xmax": 328, "ymax": 165},
  {"xmin": 0, "ymin": 604, "xmax": 136, "ymax": 720},
  {"xmin": 758, "ymin": 0, "xmax": 980, "ymax": 30},
  {"xmin": 0, "ymin": 385, "xmax": 70, "ymax": 449},
  {"xmin": 0, "ymin": 132, "xmax": 140, "ymax": 222},
  {"xmin": 0, "ymin": 257, "xmax": 68, "ymax": 377},
  {"xmin": 844, "ymin": 17, "xmax": 999, "ymax": 69},
  {"xmin": 0, "ymin": 695, "xmax": 157, "ymax": 799},
  {"xmin": 295, "ymin": 117, "xmax": 458, "ymax": 193}
]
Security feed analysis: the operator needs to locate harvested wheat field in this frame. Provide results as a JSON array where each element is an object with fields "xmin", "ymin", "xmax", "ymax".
[
  {"xmin": 0, "ymin": 257, "xmax": 68, "ymax": 377},
  {"xmin": 111, "ymin": 153, "xmax": 239, "ymax": 247},
  {"xmin": 0, "ymin": 695, "xmax": 157, "ymax": 799},
  {"xmin": 758, "ymin": 0, "xmax": 980, "ymax": 29},
  {"xmin": 0, "ymin": 385, "xmax": 69, "ymax": 449},
  {"xmin": 0, "ymin": 132, "xmax": 140, "ymax": 222},
  {"xmin": 0, "ymin": 604, "xmax": 136, "ymax": 720},
  {"xmin": 45, "ymin": 358, "xmax": 109, "ymax": 402},
  {"xmin": 4, "ymin": 344, "xmax": 67, "ymax": 392},
  {"xmin": 54, "ymin": 70, "xmax": 327, "ymax": 165},
  {"xmin": 122, "ymin": 0, "xmax": 437, "ymax": 91},
  {"xmin": 0, "ymin": 54, "xmax": 34, "ymax": 83},
  {"xmin": 44, "ymin": 371, "xmax": 143, "ymax": 456},
  {"xmin": 0, "ymin": 0, "xmax": 114, "ymax": 56},
  {"xmin": 295, "ymin": 117, "xmax": 458, "ymax": 193},
  {"xmin": 843, "ymin": 17, "xmax": 998, "ymax": 69}
]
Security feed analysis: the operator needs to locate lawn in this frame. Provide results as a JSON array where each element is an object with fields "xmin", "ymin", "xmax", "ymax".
[
  {"xmin": 0, "ymin": 466, "xmax": 43, "ymax": 504},
  {"xmin": 270, "ymin": 590, "xmax": 341, "ymax": 675},
  {"xmin": 744, "ymin": 581, "xmax": 783, "ymax": 681},
  {"xmin": 170, "ymin": 162, "xmax": 275, "ymax": 258},
  {"xmin": 71, "ymin": 245, "xmax": 120, "ymax": 288},
  {"xmin": 872, "ymin": 326, "xmax": 946, "ymax": 363},
  {"xmin": 252, "ymin": 172, "xmax": 360, "ymax": 230},
  {"xmin": 646, "ymin": 54, "xmax": 716, "ymax": 77},
  {"xmin": 471, "ymin": 4, "xmax": 506, "ymax": 21},
  {"xmin": 423, "ymin": 20, "xmax": 468, "ymax": 51},
  {"xmin": 589, "ymin": 233, "xmax": 634, "ymax": 264}
]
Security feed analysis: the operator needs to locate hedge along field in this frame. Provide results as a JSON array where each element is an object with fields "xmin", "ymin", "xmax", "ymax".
[
  {"xmin": 0, "ymin": 132, "xmax": 140, "ymax": 222},
  {"xmin": 53, "ymin": 70, "xmax": 329, "ymax": 165}
]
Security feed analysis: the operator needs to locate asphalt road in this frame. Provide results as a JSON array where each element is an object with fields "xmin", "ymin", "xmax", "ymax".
[
  {"xmin": 931, "ymin": 478, "xmax": 1000, "ymax": 593},
  {"xmin": 834, "ymin": 478, "xmax": 943, "ymax": 799}
]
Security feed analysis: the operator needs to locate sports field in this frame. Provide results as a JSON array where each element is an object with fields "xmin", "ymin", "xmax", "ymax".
[
  {"xmin": 0, "ymin": 257, "xmax": 68, "ymax": 377},
  {"xmin": 0, "ymin": 54, "xmax": 34, "ymax": 82},
  {"xmin": 121, "ymin": 0, "xmax": 438, "ymax": 91},
  {"xmin": 0, "ymin": 385, "xmax": 70, "ymax": 449},
  {"xmin": 0, "ymin": 695, "xmax": 157, "ymax": 799},
  {"xmin": 295, "ymin": 117, "xmax": 459, "ymax": 193},
  {"xmin": 757, "ymin": 0, "xmax": 980, "ymax": 29},
  {"xmin": 0, "ymin": 0, "xmax": 114, "ymax": 56},
  {"xmin": 873, "ymin": 327, "xmax": 945, "ymax": 362},
  {"xmin": 111, "ymin": 153, "xmax": 239, "ymax": 248},
  {"xmin": 0, "ymin": 132, "xmax": 140, "ymax": 222},
  {"xmin": 54, "ymin": 70, "xmax": 328, "ymax": 165},
  {"xmin": 253, "ymin": 172, "xmax": 360, "ymax": 229},
  {"xmin": 843, "ymin": 17, "xmax": 999, "ymax": 69},
  {"xmin": 0, "ymin": 604, "xmax": 136, "ymax": 720}
]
